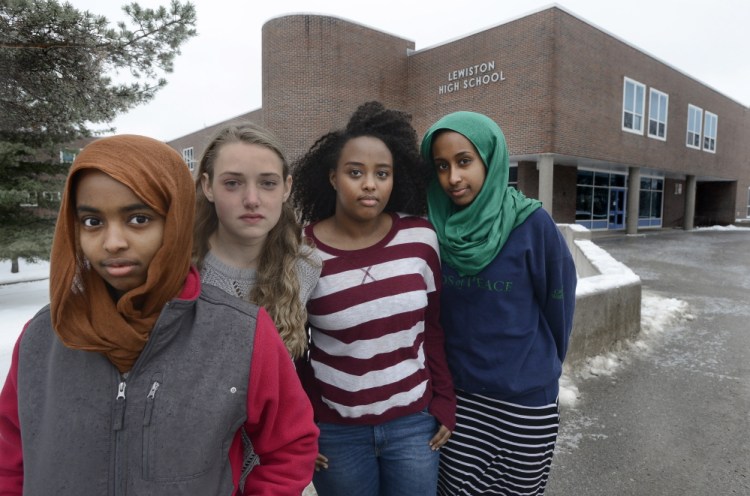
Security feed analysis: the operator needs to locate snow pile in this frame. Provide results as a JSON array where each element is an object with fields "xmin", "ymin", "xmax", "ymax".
[
  {"xmin": 559, "ymin": 291, "xmax": 692, "ymax": 409},
  {"xmin": 696, "ymin": 224, "xmax": 750, "ymax": 231},
  {"xmin": 574, "ymin": 239, "xmax": 640, "ymax": 296}
]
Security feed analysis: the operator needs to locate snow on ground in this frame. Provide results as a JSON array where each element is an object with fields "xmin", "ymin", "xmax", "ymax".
[
  {"xmin": 558, "ymin": 291, "xmax": 693, "ymax": 409},
  {"xmin": 696, "ymin": 224, "xmax": 750, "ymax": 231},
  {"xmin": 0, "ymin": 258, "xmax": 51, "ymax": 285},
  {"xmin": 0, "ymin": 260, "xmax": 51, "ymax": 381}
]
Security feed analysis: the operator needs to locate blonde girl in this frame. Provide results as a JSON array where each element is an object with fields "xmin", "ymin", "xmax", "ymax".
[{"xmin": 193, "ymin": 122, "xmax": 320, "ymax": 359}]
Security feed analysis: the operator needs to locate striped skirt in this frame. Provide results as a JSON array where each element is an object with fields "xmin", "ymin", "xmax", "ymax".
[{"xmin": 437, "ymin": 390, "xmax": 560, "ymax": 495}]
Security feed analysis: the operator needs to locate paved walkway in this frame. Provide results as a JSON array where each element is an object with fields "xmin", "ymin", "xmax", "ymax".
[{"xmin": 547, "ymin": 228, "xmax": 750, "ymax": 495}]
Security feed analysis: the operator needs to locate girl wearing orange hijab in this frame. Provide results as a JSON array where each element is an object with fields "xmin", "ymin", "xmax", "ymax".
[{"xmin": 0, "ymin": 135, "xmax": 318, "ymax": 495}]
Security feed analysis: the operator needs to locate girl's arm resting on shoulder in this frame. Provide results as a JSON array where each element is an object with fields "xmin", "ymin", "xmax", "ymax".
[
  {"xmin": 0, "ymin": 332, "xmax": 25, "ymax": 495},
  {"xmin": 242, "ymin": 308, "xmax": 319, "ymax": 495}
]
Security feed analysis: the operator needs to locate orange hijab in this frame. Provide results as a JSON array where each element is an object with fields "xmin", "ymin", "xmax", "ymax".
[{"xmin": 49, "ymin": 135, "xmax": 195, "ymax": 373}]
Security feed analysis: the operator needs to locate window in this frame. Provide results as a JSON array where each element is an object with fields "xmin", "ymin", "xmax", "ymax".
[
  {"xmin": 182, "ymin": 147, "xmax": 196, "ymax": 171},
  {"xmin": 622, "ymin": 77, "xmax": 645, "ymax": 134},
  {"xmin": 509, "ymin": 163, "xmax": 518, "ymax": 189},
  {"xmin": 59, "ymin": 149, "xmax": 78, "ymax": 164},
  {"xmin": 638, "ymin": 177, "xmax": 664, "ymax": 228},
  {"xmin": 648, "ymin": 88, "xmax": 668, "ymax": 140},
  {"xmin": 41, "ymin": 191, "xmax": 61, "ymax": 201},
  {"xmin": 703, "ymin": 111, "xmax": 717, "ymax": 153},
  {"xmin": 747, "ymin": 188, "xmax": 750, "ymax": 218},
  {"xmin": 686, "ymin": 104, "xmax": 702, "ymax": 149},
  {"xmin": 576, "ymin": 170, "xmax": 627, "ymax": 230}
]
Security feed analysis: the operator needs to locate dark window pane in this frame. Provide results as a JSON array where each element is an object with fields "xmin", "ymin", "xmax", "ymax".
[
  {"xmin": 593, "ymin": 187, "xmax": 609, "ymax": 219},
  {"xmin": 624, "ymin": 112, "xmax": 633, "ymax": 129},
  {"xmin": 578, "ymin": 171, "xmax": 594, "ymax": 185},
  {"xmin": 610, "ymin": 174, "xmax": 625, "ymax": 187},
  {"xmin": 576, "ymin": 186, "xmax": 593, "ymax": 220},
  {"xmin": 639, "ymin": 191, "xmax": 651, "ymax": 218},
  {"xmin": 651, "ymin": 192, "xmax": 662, "ymax": 218},
  {"xmin": 594, "ymin": 172, "xmax": 609, "ymax": 186}
]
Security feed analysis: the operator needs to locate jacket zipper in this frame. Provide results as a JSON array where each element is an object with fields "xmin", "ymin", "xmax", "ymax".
[
  {"xmin": 113, "ymin": 380, "xmax": 127, "ymax": 496},
  {"xmin": 110, "ymin": 303, "xmax": 171, "ymax": 494},
  {"xmin": 142, "ymin": 380, "xmax": 161, "ymax": 480}
]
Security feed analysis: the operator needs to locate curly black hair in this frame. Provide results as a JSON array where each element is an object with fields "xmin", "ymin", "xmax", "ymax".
[{"xmin": 291, "ymin": 101, "xmax": 428, "ymax": 224}]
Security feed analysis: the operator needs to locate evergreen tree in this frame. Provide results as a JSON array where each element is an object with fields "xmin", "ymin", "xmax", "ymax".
[
  {"xmin": 0, "ymin": 142, "xmax": 63, "ymax": 272},
  {"xmin": 0, "ymin": 0, "xmax": 197, "ymax": 273},
  {"xmin": 0, "ymin": 0, "xmax": 197, "ymax": 147}
]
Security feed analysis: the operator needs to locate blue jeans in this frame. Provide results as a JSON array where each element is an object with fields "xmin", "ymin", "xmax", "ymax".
[{"xmin": 313, "ymin": 410, "xmax": 440, "ymax": 496}]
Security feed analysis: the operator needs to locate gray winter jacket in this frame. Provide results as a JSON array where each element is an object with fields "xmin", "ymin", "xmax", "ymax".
[{"xmin": 17, "ymin": 283, "xmax": 257, "ymax": 495}]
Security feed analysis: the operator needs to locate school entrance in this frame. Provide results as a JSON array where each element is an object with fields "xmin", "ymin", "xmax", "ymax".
[{"xmin": 575, "ymin": 170, "xmax": 664, "ymax": 231}]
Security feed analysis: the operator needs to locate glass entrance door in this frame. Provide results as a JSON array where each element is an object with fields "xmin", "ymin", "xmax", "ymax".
[{"xmin": 609, "ymin": 188, "xmax": 626, "ymax": 229}]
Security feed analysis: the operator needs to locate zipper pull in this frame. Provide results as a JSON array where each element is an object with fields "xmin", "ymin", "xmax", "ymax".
[
  {"xmin": 147, "ymin": 381, "xmax": 160, "ymax": 399},
  {"xmin": 117, "ymin": 381, "xmax": 127, "ymax": 400},
  {"xmin": 113, "ymin": 381, "xmax": 127, "ymax": 431},
  {"xmin": 143, "ymin": 381, "xmax": 160, "ymax": 426}
]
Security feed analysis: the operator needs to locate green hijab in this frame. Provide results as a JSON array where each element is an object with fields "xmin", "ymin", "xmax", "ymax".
[{"xmin": 421, "ymin": 111, "xmax": 541, "ymax": 277}]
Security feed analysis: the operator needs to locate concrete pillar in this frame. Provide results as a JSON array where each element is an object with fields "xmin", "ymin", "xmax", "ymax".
[
  {"xmin": 537, "ymin": 154, "xmax": 554, "ymax": 216},
  {"xmin": 626, "ymin": 167, "xmax": 641, "ymax": 235},
  {"xmin": 684, "ymin": 175, "xmax": 697, "ymax": 230}
]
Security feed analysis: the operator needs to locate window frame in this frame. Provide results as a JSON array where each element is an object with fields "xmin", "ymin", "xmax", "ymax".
[
  {"xmin": 59, "ymin": 148, "xmax": 79, "ymax": 164},
  {"xmin": 509, "ymin": 162, "xmax": 518, "ymax": 190},
  {"xmin": 703, "ymin": 111, "xmax": 717, "ymax": 153},
  {"xmin": 575, "ymin": 169, "xmax": 630, "ymax": 230},
  {"xmin": 647, "ymin": 88, "xmax": 669, "ymax": 141},
  {"xmin": 622, "ymin": 77, "xmax": 646, "ymax": 135},
  {"xmin": 637, "ymin": 176, "xmax": 664, "ymax": 228},
  {"xmin": 686, "ymin": 104, "xmax": 703, "ymax": 149},
  {"xmin": 182, "ymin": 147, "xmax": 196, "ymax": 171}
]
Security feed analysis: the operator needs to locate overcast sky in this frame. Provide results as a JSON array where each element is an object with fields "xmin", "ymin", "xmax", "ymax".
[{"xmin": 65, "ymin": 0, "xmax": 750, "ymax": 142}]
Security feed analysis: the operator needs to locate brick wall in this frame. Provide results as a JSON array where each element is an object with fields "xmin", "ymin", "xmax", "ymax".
[
  {"xmin": 407, "ymin": 9, "xmax": 556, "ymax": 154},
  {"xmin": 262, "ymin": 15, "xmax": 414, "ymax": 162}
]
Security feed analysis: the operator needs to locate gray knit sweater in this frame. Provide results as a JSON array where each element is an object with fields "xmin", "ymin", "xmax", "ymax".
[{"xmin": 199, "ymin": 245, "xmax": 321, "ymax": 305}]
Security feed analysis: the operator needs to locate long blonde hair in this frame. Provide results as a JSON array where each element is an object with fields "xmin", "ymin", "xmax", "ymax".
[{"xmin": 193, "ymin": 123, "xmax": 312, "ymax": 359}]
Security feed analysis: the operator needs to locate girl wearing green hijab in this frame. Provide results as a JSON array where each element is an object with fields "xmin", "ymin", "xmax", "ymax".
[{"xmin": 421, "ymin": 111, "xmax": 577, "ymax": 495}]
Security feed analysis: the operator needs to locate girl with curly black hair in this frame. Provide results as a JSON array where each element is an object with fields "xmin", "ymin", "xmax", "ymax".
[{"xmin": 291, "ymin": 101, "xmax": 456, "ymax": 496}]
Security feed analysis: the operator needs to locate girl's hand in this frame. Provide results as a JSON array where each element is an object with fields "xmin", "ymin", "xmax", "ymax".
[
  {"xmin": 315, "ymin": 452, "xmax": 329, "ymax": 471},
  {"xmin": 429, "ymin": 425, "xmax": 452, "ymax": 451}
]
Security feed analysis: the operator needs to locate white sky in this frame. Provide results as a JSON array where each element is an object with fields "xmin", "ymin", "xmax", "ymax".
[{"xmin": 59, "ymin": 0, "xmax": 750, "ymax": 142}]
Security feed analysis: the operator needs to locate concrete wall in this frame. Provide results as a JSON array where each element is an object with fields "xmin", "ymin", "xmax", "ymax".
[{"xmin": 560, "ymin": 224, "xmax": 642, "ymax": 370}]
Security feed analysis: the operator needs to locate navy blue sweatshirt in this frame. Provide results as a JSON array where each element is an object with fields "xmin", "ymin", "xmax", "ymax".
[{"xmin": 439, "ymin": 208, "xmax": 577, "ymax": 406}]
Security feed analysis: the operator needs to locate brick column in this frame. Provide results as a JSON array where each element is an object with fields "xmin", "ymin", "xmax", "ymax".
[{"xmin": 684, "ymin": 175, "xmax": 697, "ymax": 230}]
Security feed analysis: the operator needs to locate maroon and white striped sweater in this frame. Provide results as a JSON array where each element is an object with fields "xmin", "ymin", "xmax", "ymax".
[{"xmin": 300, "ymin": 213, "xmax": 456, "ymax": 430}]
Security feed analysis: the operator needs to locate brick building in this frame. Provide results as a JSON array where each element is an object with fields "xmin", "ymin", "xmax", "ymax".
[{"xmin": 168, "ymin": 6, "xmax": 750, "ymax": 231}]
